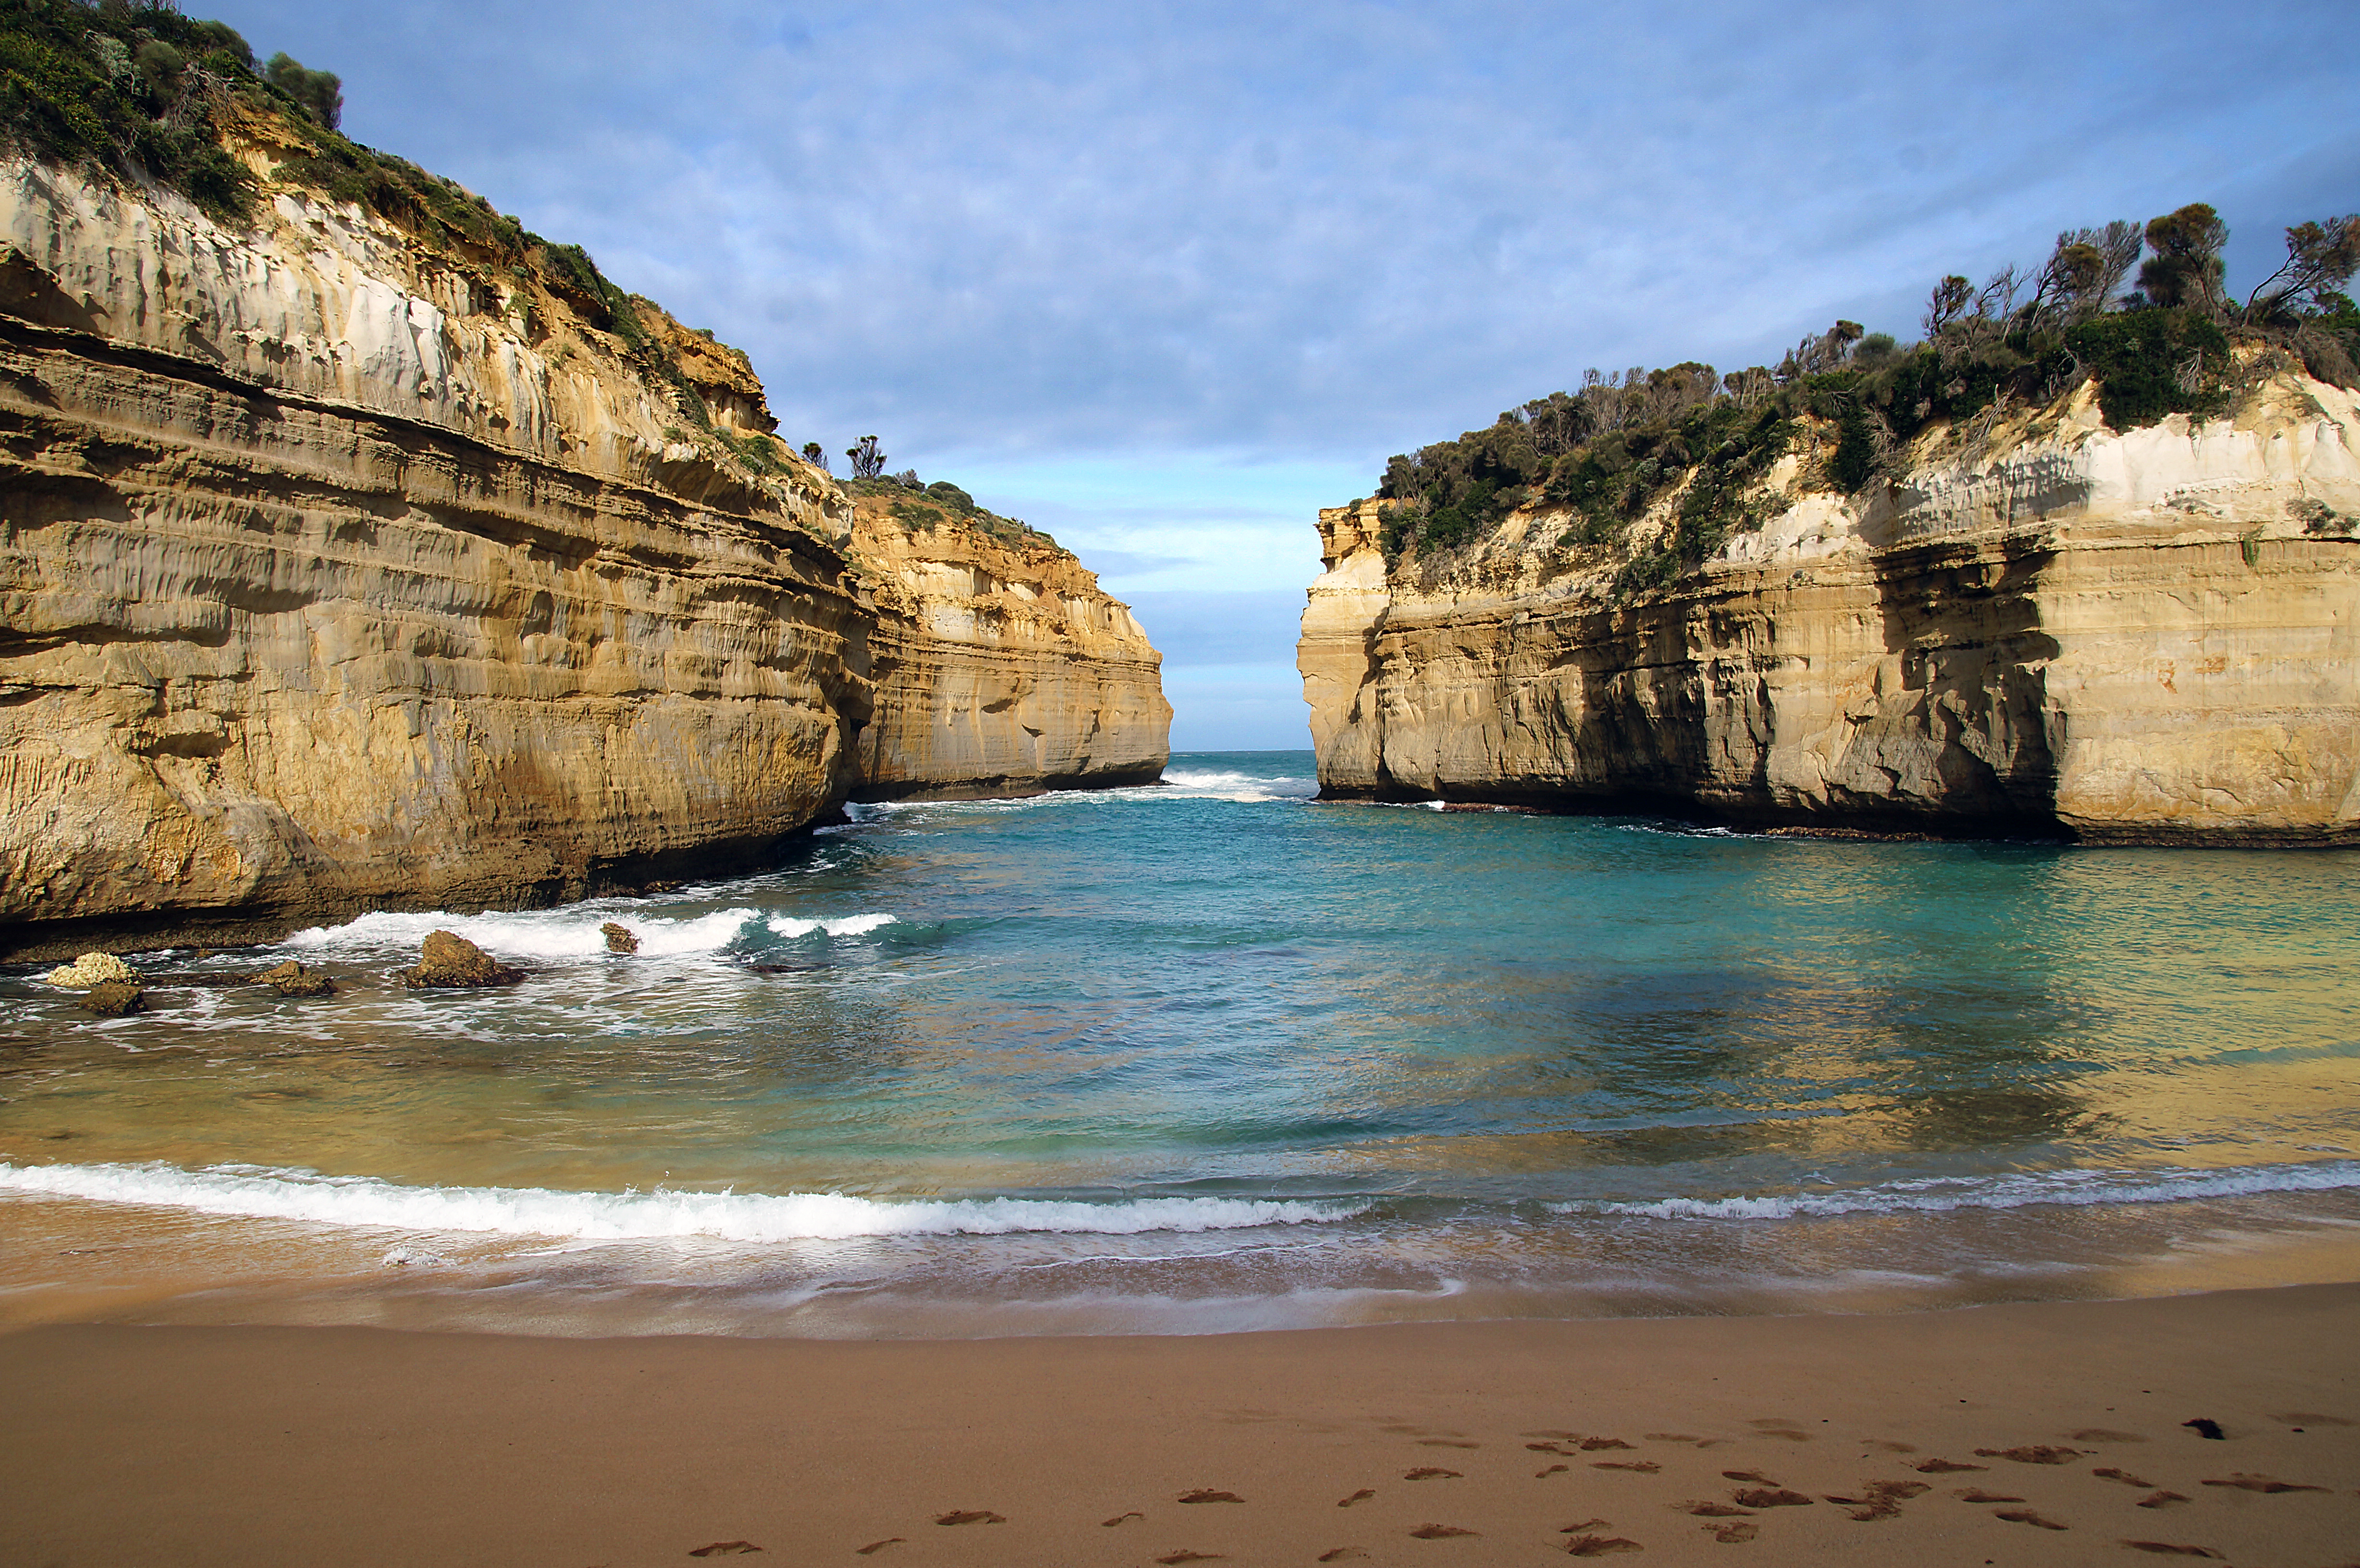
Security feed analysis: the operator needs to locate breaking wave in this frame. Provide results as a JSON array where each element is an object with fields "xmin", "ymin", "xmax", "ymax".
[
  {"xmin": 280, "ymin": 907, "xmax": 895, "ymax": 961},
  {"xmin": 0, "ymin": 1161, "xmax": 1365, "ymax": 1242}
]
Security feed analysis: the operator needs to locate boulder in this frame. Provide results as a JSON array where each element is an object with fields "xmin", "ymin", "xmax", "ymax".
[
  {"xmin": 44, "ymin": 951, "xmax": 136, "ymax": 988},
  {"xmin": 600, "ymin": 921, "xmax": 640, "ymax": 954},
  {"xmin": 401, "ymin": 930, "xmax": 524, "ymax": 989},
  {"xmin": 257, "ymin": 959, "xmax": 335, "ymax": 997},
  {"xmin": 81, "ymin": 980, "xmax": 145, "ymax": 1016}
]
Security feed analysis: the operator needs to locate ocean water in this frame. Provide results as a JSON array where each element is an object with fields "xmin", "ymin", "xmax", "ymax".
[{"xmin": 4, "ymin": 751, "xmax": 2358, "ymax": 1336}]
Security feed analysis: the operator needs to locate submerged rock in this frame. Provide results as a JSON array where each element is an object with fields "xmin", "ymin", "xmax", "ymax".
[
  {"xmin": 402, "ymin": 931, "xmax": 524, "ymax": 989},
  {"xmin": 81, "ymin": 980, "xmax": 144, "ymax": 1016},
  {"xmin": 257, "ymin": 960, "xmax": 335, "ymax": 997},
  {"xmin": 600, "ymin": 921, "xmax": 641, "ymax": 954},
  {"xmin": 44, "ymin": 951, "xmax": 136, "ymax": 989}
]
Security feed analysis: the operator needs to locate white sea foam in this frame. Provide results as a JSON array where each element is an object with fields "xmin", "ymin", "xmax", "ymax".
[
  {"xmin": 280, "ymin": 906, "xmax": 895, "ymax": 961},
  {"xmin": 0, "ymin": 1161, "xmax": 1364, "ymax": 1241},
  {"xmin": 1551, "ymin": 1160, "xmax": 2360, "ymax": 1221},
  {"xmin": 768, "ymin": 913, "xmax": 897, "ymax": 938},
  {"xmin": 1157, "ymin": 768, "xmax": 1318, "ymax": 802}
]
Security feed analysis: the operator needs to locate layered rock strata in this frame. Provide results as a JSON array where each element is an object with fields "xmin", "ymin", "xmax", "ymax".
[
  {"xmin": 848, "ymin": 494, "xmax": 1168, "ymax": 799},
  {"xmin": 1301, "ymin": 375, "xmax": 2360, "ymax": 844},
  {"xmin": 0, "ymin": 154, "xmax": 1168, "ymax": 958}
]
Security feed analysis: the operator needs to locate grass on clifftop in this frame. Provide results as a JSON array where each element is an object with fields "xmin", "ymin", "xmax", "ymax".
[
  {"xmin": 849, "ymin": 476, "xmax": 1063, "ymax": 553},
  {"xmin": 1375, "ymin": 204, "xmax": 2360, "ymax": 587}
]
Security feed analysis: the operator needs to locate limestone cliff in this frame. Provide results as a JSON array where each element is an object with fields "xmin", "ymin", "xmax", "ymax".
[
  {"xmin": 1301, "ymin": 373, "xmax": 2360, "ymax": 844},
  {"xmin": 847, "ymin": 490, "xmax": 1168, "ymax": 798},
  {"xmin": 0, "ymin": 145, "xmax": 1166, "ymax": 957}
]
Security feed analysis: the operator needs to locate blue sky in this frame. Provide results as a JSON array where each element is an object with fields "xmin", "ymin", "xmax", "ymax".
[{"xmin": 210, "ymin": 0, "xmax": 2357, "ymax": 750}]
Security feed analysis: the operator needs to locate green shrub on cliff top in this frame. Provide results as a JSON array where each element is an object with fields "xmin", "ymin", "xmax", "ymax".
[
  {"xmin": 0, "ymin": 0, "xmax": 257, "ymax": 220},
  {"xmin": 1371, "ymin": 203, "xmax": 2347, "ymax": 585}
]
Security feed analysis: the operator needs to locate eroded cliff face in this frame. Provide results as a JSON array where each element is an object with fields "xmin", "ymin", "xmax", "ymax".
[
  {"xmin": 1301, "ymin": 374, "xmax": 2360, "ymax": 844},
  {"xmin": 0, "ymin": 149, "xmax": 1167, "ymax": 958},
  {"xmin": 847, "ymin": 495, "xmax": 1168, "ymax": 798},
  {"xmin": 0, "ymin": 156, "xmax": 872, "ymax": 958}
]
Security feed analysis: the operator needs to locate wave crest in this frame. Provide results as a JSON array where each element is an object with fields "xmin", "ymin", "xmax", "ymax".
[{"xmin": 0, "ymin": 1161, "xmax": 1364, "ymax": 1241}]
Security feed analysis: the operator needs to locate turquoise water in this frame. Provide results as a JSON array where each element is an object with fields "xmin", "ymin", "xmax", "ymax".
[{"xmin": 4, "ymin": 751, "xmax": 2358, "ymax": 1334}]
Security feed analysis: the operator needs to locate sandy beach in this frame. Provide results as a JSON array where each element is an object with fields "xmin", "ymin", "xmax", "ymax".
[{"xmin": 5, "ymin": 1283, "xmax": 2355, "ymax": 1568}]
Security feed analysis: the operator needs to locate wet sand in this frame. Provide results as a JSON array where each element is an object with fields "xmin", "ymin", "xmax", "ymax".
[{"xmin": 4, "ymin": 1284, "xmax": 2356, "ymax": 1568}]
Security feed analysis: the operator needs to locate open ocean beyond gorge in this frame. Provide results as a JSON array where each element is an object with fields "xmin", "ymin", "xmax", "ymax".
[{"xmin": 3, "ymin": 751, "xmax": 2358, "ymax": 1336}]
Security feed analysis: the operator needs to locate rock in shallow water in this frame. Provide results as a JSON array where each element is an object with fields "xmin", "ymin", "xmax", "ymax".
[
  {"xmin": 256, "ymin": 960, "xmax": 335, "ymax": 997},
  {"xmin": 600, "ymin": 921, "xmax": 640, "ymax": 954},
  {"xmin": 402, "ymin": 931, "xmax": 524, "ymax": 989},
  {"xmin": 80, "ymin": 980, "xmax": 144, "ymax": 1016},
  {"xmin": 44, "ymin": 952, "xmax": 136, "ymax": 988}
]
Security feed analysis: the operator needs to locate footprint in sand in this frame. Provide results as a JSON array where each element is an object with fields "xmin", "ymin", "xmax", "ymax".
[
  {"xmin": 1730, "ymin": 1488, "xmax": 1813, "ymax": 1509},
  {"xmin": 2137, "ymin": 1491, "xmax": 2192, "ymax": 1508},
  {"xmin": 1562, "ymin": 1534, "xmax": 1643, "ymax": 1556},
  {"xmin": 1523, "ymin": 1430, "xmax": 1584, "ymax": 1440},
  {"xmin": 1316, "ymin": 1551, "xmax": 1370, "ymax": 1563},
  {"xmin": 1101, "ymin": 1512, "xmax": 1143, "ymax": 1527},
  {"xmin": 2094, "ymin": 1466, "xmax": 2155, "ymax": 1487},
  {"xmin": 2266, "ymin": 1410, "xmax": 2353, "ymax": 1426},
  {"xmin": 1993, "ymin": 1507, "xmax": 2069, "ymax": 1530},
  {"xmin": 1592, "ymin": 1461, "xmax": 1661, "ymax": 1473},
  {"xmin": 1536, "ymin": 1464, "xmax": 1571, "ymax": 1477},
  {"xmin": 1419, "ymin": 1439, "xmax": 1481, "ymax": 1449},
  {"xmin": 2201, "ymin": 1473, "xmax": 2328, "ymax": 1494},
  {"xmin": 1339, "ymin": 1490, "xmax": 1377, "ymax": 1507},
  {"xmin": 1579, "ymin": 1437, "xmax": 1635, "ymax": 1451},
  {"xmin": 1178, "ymin": 1489, "xmax": 1246, "ymax": 1504},
  {"xmin": 1646, "ymin": 1433, "xmax": 1706, "ymax": 1445},
  {"xmin": 1706, "ymin": 1521, "xmax": 1758, "ymax": 1544},
  {"xmin": 1746, "ymin": 1421, "xmax": 1812, "ymax": 1443},
  {"xmin": 854, "ymin": 1542, "xmax": 903, "ymax": 1557},
  {"xmin": 1914, "ymin": 1458, "xmax": 1986, "ymax": 1473},
  {"xmin": 688, "ymin": 1545, "xmax": 762, "ymax": 1558},
  {"xmin": 1684, "ymin": 1502, "xmax": 1754, "ymax": 1517},
  {"xmin": 1974, "ymin": 1445, "xmax": 2082, "ymax": 1465},
  {"xmin": 1405, "ymin": 1468, "xmax": 1462, "ymax": 1481},
  {"xmin": 1823, "ymin": 1480, "xmax": 1928, "ymax": 1522},
  {"xmin": 2122, "ymin": 1544, "xmax": 2223, "ymax": 1559},
  {"xmin": 1954, "ymin": 1488, "xmax": 2025, "ymax": 1504},
  {"xmin": 2181, "ymin": 1418, "xmax": 2225, "ymax": 1440},
  {"xmin": 1721, "ymin": 1470, "xmax": 1776, "ymax": 1484},
  {"xmin": 1528, "ymin": 1442, "xmax": 1577, "ymax": 1455},
  {"xmin": 1155, "ymin": 1553, "xmax": 1224, "ymax": 1565},
  {"xmin": 1408, "ymin": 1524, "xmax": 1478, "ymax": 1539},
  {"xmin": 933, "ymin": 1511, "xmax": 1005, "ymax": 1526},
  {"xmin": 2071, "ymin": 1428, "xmax": 2147, "ymax": 1444},
  {"xmin": 1558, "ymin": 1518, "xmax": 1610, "ymax": 1531},
  {"xmin": 1861, "ymin": 1439, "xmax": 1918, "ymax": 1454}
]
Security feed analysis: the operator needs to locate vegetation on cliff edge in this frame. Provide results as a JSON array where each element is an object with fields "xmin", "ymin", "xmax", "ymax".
[
  {"xmin": 1373, "ymin": 205, "xmax": 2360, "ymax": 587},
  {"xmin": 0, "ymin": 0, "xmax": 811, "ymax": 498}
]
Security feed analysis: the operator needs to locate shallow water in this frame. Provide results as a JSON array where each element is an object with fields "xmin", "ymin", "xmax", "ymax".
[{"xmin": 4, "ymin": 752, "xmax": 2357, "ymax": 1335}]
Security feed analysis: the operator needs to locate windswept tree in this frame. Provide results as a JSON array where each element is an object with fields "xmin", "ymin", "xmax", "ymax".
[
  {"xmin": 1922, "ymin": 275, "xmax": 1973, "ymax": 336},
  {"xmin": 846, "ymin": 435, "xmax": 885, "ymax": 479},
  {"xmin": 2136, "ymin": 203, "xmax": 2229, "ymax": 311},
  {"xmin": 263, "ymin": 52, "xmax": 342, "ymax": 132},
  {"xmin": 2244, "ymin": 215, "xmax": 2360, "ymax": 321},
  {"xmin": 800, "ymin": 441, "xmax": 828, "ymax": 473},
  {"xmin": 2028, "ymin": 220, "xmax": 2142, "ymax": 325}
]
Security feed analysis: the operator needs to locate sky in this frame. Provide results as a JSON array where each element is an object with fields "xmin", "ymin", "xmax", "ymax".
[{"xmin": 208, "ymin": 0, "xmax": 2357, "ymax": 750}]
